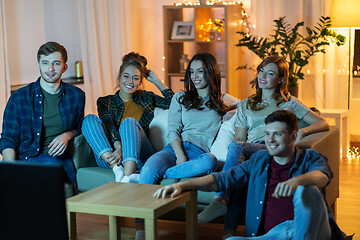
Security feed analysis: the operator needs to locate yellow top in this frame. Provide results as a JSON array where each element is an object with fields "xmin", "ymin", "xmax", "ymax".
[{"xmin": 121, "ymin": 98, "xmax": 144, "ymax": 123}]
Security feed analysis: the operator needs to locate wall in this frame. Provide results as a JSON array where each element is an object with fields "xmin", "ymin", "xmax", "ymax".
[{"xmin": 3, "ymin": 0, "xmax": 82, "ymax": 85}]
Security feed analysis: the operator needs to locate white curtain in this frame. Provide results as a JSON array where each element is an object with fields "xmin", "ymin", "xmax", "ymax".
[
  {"xmin": 0, "ymin": 0, "xmax": 10, "ymax": 130},
  {"xmin": 77, "ymin": 0, "xmax": 132, "ymax": 114},
  {"xmin": 243, "ymin": 0, "xmax": 345, "ymax": 109}
]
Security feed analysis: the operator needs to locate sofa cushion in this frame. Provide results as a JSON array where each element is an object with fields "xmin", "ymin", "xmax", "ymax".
[
  {"xmin": 77, "ymin": 167, "xmax": 114, "ymax": 192},
  {"xmin": 148, "ymin": 108, "xmax": 169, "ymax": 152},
  {"xmin": 210, "ymin": 111, "xmax": 237, "ymax": 162}
]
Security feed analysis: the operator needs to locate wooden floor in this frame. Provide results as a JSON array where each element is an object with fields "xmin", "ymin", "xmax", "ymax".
[
  {"xmin": 72, "ymin": 156, "xmax": 360, "ymax": 240},
  {"xmin": 337, "ymin": 157, "xmax": 360, "ymax": 239}
]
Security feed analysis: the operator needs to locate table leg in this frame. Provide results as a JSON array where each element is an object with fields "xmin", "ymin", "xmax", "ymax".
[
  {"xmin": 67, "ymin": 211, "xmax": 77, "ymax": 239},
  {"xmin": 185, "ymin": 190, "xmax": 198, "ymax": 240},
  {"xmin": 145, "ymin": 217, "xmax": 157, "ymax": 240},
  {"xmin": 109, "ymin": 216, "xmax": 121, "ymax": 240}
]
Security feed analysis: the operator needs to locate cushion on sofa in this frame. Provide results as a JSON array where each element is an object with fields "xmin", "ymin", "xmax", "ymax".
[{"xmin": 77, "ymin": 167, "xmax": 114, "ymax": 192}]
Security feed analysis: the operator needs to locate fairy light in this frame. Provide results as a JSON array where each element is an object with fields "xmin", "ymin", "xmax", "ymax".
[
  {"xmin": 172, "ymin": 0, "xmax": 252, "ymax": 34},
  {"xmin": 173, "ymin": 0, "xmax": 246, "ymax": 6}
]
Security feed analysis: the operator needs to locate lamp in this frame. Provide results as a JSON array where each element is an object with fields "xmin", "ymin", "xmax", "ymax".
[
  {"xmin": 330, "ymin": 0, "xmax": 360, "ymax": 27},
  {"xmin": 329, "ymin": 0, "xmax": 360, "ymax": 158}
]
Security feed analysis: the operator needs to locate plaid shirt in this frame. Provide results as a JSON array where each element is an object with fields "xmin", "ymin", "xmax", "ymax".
[
  {"xmin": 0, "ymin": 78, "xmax": 85, "ymax": 160},
  {"xmin": 97, "ymin": 89, "xmax": 174, "ymax": 144}
]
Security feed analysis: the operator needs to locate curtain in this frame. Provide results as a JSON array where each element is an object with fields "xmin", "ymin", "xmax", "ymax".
[
  {"xmin": 0, "ymin": 0, "xmax": 10, "ymax": 130},
  {"xmin": 243, "ymin": 0, "xmax": 345, "ymax": 109},
  {"xmin": 77, "ymin": 0, "xmax": 132, "ymax": 114}
]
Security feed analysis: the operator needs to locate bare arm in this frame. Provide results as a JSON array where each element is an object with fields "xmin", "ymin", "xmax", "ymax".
[
  {"xmin": 2, "ymin": 148, "xmax": 16, "ymax": 161},
  {"xmin": 296, "ymin": 110, "xmax": 329, "ymax": 143},
  {"xmin": 170, "ymin": 139, "xmax": 188, "ymax": 165},
  {"xmin": 153, "ymin": 174, "xmax": 218, "ymax": 199},
  {"xmin": 222, "ymin": 94, "xmax": 240, "ymax": 110},
  {"xmin": 145, "ymin": 70, "xmax": 168, "ymax": 92},
  {"xmin": 272, "ymin": 170, "xmax": 329, "ymax": 198},
  {"xmin": 233, "ymin": 126, "xmax": 248, "ymax": 142}
]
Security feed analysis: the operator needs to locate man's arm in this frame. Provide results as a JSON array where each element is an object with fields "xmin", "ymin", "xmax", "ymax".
[
  {"xmin": 1, "ymin": 148, "xmax": 16, "ymax": 161},
  {"xmin": 153, "ymin": 174, "xmax": 218, "ymax": 199},
  {"xmin": 272, "ymin": 170, "xmax": 329, "ymax": 198},
  {"xmin": 48, "ymin": 129, "xmax": 76, "ymax": 156}
]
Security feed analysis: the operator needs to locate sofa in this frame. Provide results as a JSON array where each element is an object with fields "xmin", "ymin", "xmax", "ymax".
[{"xmin": 69, "ymin": 108, "xmax": 340, "ymax": 222}]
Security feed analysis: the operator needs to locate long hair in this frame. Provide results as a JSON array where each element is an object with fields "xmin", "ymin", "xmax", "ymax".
[
  {"xmin": 116, "ymin": 52, "xmax": 148, "ymax": 89},
  {"xmin": 247, "ymin": 56, "xmax": 289, "ymax": 111},
  {"xmin": 179, "ymin": 53, "xmax": 228, "ymax": 116}
]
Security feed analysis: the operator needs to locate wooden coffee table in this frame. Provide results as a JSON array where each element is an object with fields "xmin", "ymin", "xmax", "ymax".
[{"xmin": 66, "ymin": 182, "xmax": 197, "ymax": 240}]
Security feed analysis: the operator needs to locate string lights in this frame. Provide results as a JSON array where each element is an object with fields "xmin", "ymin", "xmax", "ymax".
[{"xmin": 173, "ymin": 0, "xmax": 253, "ymax": 37}]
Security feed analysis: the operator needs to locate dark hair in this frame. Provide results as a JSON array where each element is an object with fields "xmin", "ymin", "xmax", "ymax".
[
  {"xmin": 37, "ymin": 41, "xmax": 68, "ymax": 63},
  {"xmin": 265, "ymin": 110, "xmax": 298, "ymax": 133},
  {"xmin": 116, "ymin": 52, "xmax": 148, "ymax": 89},
  {"xmin": 247, "ymin": 56, "xmax": 289, "ymax": 111},
  {"xmin": 179, "ymin": 53, "xmax": 228, "ymax": 115}
]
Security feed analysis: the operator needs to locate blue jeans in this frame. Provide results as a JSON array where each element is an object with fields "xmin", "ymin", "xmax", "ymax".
[
  {"xmin": 28, "ymin": 152, "xmax": 77, "ymax": 187},
  {"xmin": 216, "ymin": 141, "xmax": 267, "ymax": 201},
  {"xmin": 226, "ymin": 185, "xmax": 331, "ymax": 240},
  {"xmin": 81, "ymin": 115, "xmax": 154, "ymax": 169},
  {"xmin": 139, "ymin": 141, "xmax": 218, "ymax": 184}
]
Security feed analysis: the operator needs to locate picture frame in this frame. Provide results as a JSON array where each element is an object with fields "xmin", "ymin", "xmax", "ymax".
[{"xmin": 171, "ymin": 21, "xmax": 195, "ymax": 40}]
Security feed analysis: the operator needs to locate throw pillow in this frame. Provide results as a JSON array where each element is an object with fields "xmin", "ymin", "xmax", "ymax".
[{"xmin": 210, "ymin": 111, "xmax": 237, "ymax": 162}]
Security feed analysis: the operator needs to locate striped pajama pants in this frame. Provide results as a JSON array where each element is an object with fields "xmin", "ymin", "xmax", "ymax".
[{"xmin": 81, "ymin": 114, "xmax": 154, "ymax": 169}]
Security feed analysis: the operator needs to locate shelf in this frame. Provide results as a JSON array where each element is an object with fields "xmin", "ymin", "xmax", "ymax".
[{"xmin": 163, "ymin": 5, "xmax": 242, "ymax": 96}]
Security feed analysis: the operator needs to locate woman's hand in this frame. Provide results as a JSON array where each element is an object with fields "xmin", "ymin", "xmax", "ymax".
[
  {"xmin": 145, "ymin": 70, "xmax": 167, "ymax": 91},
  {"xmin": 145, "ymin": 70, "xmax": 159, "ymax": 84},
  {"xmin": 176, "ymin": 154, "xmax": 188, "ymax": 165},
  {"xmin": 106, "ymin": 150, "xmax": 123, "ymax": 166}
]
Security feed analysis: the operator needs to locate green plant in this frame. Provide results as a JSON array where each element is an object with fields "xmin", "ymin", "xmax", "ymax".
[{"xmin": 236, "ymin": 16, "xmax": 346, "ymax": 87}]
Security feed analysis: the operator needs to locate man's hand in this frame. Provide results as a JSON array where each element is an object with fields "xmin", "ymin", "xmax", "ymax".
[
  {"xmin": 153, "ymin": 184, "xmax": 183, "ymax": 199},
  {"xmin": 272, "ymin": 177, "xmax": 300, "ymax": 198},
  {"xmin": 48, "ymin": 133, "xmax": 70, "ymax": 156}
]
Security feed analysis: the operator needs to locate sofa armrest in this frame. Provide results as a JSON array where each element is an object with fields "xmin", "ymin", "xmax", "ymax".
[
  {"xmin": 68, "ymin": 134, "xmax": 97, "ymax": 170},
  {"xmin": 296, "ymin": 126, "xmax": 340, "ymax": 207}
]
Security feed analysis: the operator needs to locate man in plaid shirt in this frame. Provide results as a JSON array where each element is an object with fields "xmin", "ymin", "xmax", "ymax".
[{"xmin": 0, "ymin": 41, "xmax": 85, "ymax": 187}]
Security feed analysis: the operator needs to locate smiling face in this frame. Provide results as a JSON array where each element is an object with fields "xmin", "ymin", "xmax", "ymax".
[
  {"xmin": 190, "ymin": 60, "xmax": 208, "ymax": 90},
  {"xmin": 265, "ymin": 121, "xmax": 296, "ymax": 160},
  {"xmin": 119, "ymin": 65, "xmax": 141, "ymax": 95},
  {"xmin": 38, "ymin": 52, "xmax": 67, "ymax": 84},
  {"xmin": 257, "ymin": 62, "xmax": 282, "ymax": 90}
]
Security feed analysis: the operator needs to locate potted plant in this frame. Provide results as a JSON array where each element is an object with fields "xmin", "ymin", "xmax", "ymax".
[{"xmin": 236, "ymin": 16, "xmax": 346, "ymax": 95}]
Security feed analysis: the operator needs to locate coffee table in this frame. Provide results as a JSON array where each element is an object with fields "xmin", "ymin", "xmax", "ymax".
[{"xmin": 66, "ymin": 182, "xmax": 197, "ymax": 240}]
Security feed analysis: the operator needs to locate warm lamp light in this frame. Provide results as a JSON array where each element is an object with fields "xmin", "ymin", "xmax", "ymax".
[{"xmin": 330, "ymin": 0, "xmax": 360, "ymax": 27}]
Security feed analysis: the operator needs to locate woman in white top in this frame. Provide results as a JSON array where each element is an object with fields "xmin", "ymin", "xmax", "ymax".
[
  {"xmin": 198, "ymin": 56, "xmax": 329, "ymax": 233},
  {"xmin": 139, "ymin": 52, "xmax": 238, "ymax": 185},
  {"xmin": 134, "ymin": 52, "xmax": 238, "ymax": 240}
]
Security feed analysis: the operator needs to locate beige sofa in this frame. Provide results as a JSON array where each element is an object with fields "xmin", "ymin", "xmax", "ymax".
[{"xmin": 69, "ymin": 108, "xmax": 340, "ymax": 221}]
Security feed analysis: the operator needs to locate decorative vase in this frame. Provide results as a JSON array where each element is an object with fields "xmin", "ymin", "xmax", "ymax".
[{"xmin": 179, "ymin": 54, "xmax": 190, "ymax": 73}]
